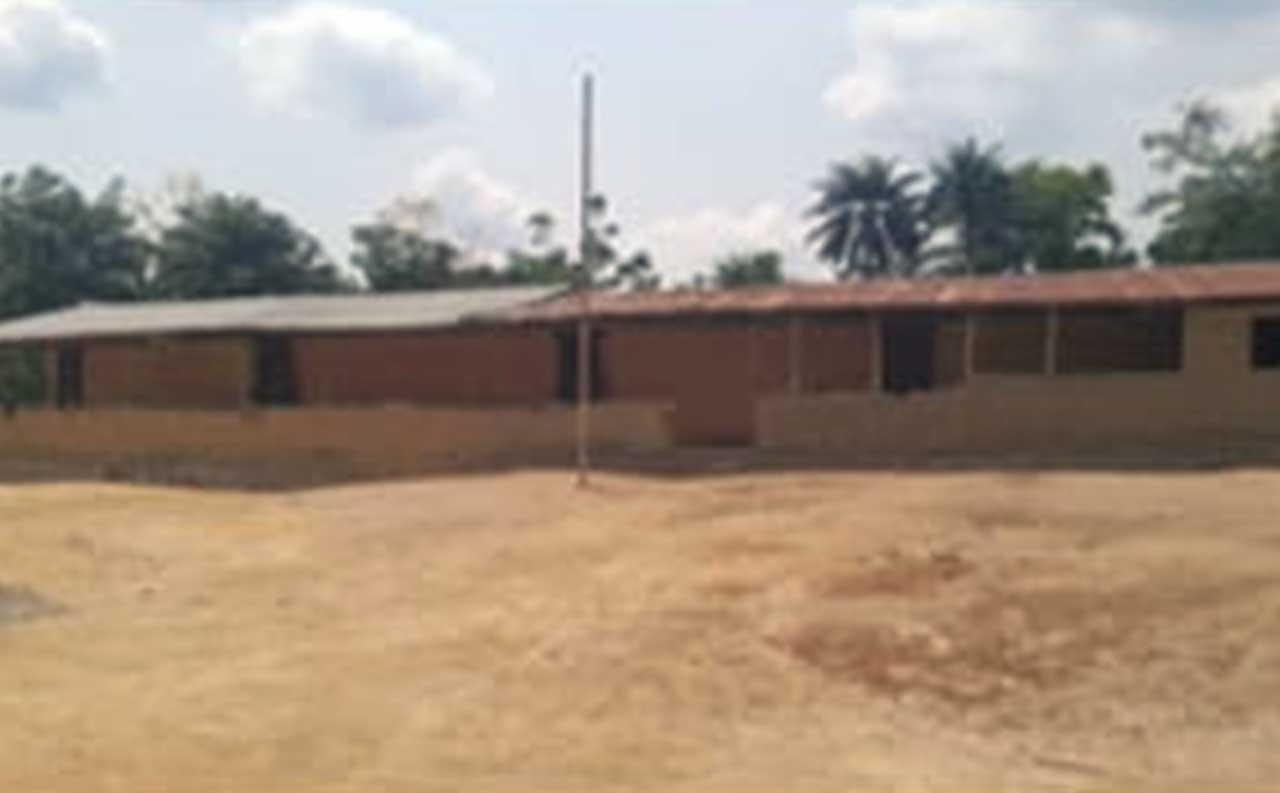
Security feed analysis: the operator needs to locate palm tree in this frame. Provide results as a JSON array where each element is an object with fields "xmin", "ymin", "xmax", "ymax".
[
  {"xmin": 806, "ymin": 157, "xmax": 928, "ymax": 280},
  {"xmin": 927, "ymin": 138, "xmax": 1019, "ymax": 275}
]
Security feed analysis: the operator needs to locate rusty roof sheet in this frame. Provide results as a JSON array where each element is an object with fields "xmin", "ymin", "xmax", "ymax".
[{"xmin": 514, "ymin": 263, "xmax": 1280, "ymax": 321}]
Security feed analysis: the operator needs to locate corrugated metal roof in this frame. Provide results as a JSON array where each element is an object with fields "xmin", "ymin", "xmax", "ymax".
[
  {"xmin": 0, "ymin": 285, "xmax": 563, "ymax": 343},
  {"xmin": 6, "ymin": 264, "xmax": 1279, "ymax": 343},
  {"xmin": 515, "ymin": 263, "xmax": 1280, "ymax": 321}
]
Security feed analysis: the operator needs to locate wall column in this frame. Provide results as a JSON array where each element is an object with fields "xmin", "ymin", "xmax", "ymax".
[
  {"xmin": 241, "ymin": 337, "xmax": 255, "ymax": 409},
  {"xmin": 1045, "ymin": 305, "xmax": 1059, "ymax": 375},
  {"xmin": 963, "ymin": 310, "xmax": 977, "ymax": 382},
  {"xmin": 788, "ymin": 313, "xmax": 803, "ymax": 393},
  {"xmin": 870, "ymin": 313, "xmax": 883, "ymax": 392}
]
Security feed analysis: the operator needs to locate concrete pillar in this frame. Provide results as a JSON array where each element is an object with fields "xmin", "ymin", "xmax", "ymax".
[
  {"xmin": 1045, "ymin": 306, "xmax": 1059, "ymax": 375},
  {"xmin": 870, "ymin": 313, "xmax": 883, "ymax": 392},
  {"xmin": 788, "ymin": 313, "xmax": 803, "ymax": 393},
  {"xmin": 963, "ymin": 311, "xmax": 977, "ymax": 382}
]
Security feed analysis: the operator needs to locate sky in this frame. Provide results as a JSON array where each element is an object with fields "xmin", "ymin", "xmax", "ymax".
[{"xmin": 4, "ymin": 0, "xmax": 1280, "ymax": 284}]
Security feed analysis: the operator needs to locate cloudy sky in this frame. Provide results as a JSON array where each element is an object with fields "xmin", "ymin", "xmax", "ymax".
[{"xmin": 4, "ymin": 0, "xmax": 1280, "ymax": 283}]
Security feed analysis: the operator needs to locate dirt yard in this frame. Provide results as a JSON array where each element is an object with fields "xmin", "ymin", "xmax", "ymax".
[{"xmin": 2, "ymin": 467, "xmax": 1280, "ymax": 791}]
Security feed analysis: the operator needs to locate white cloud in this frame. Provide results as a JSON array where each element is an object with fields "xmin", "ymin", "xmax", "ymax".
[
  {"xmin": 402, "ymin": 151, "xmax": 818, "ymax": 284},
  {"xmin": 635, "ymin": 203, "xmax": 821, "ymax": 285},
  {"xmin": 821, "ymin": 1, "xmax": 1280, "ymax": 250},
  {"xmin": 822, "ymin": 1, "xmax": 1166, "ymax": 153},
  {"xmin": 0, "ymin": 0, "xmax": 110, "ymax": 111},
  {"xmin": 408, "ymin": 148, "xmax": 538, "ymax": 261},
  {"xmin": 1218, "ymin": 76, "xmax": 1280, "ymax": 134},
  {"xmin": 237, "ymin": 2, "xmax": 493, "ymax": 127}
]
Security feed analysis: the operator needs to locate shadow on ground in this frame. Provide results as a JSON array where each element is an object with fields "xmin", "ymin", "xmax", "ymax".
[{"xmin": 2, "ymin": 438, "xmax": 1280, "ymax": 492}]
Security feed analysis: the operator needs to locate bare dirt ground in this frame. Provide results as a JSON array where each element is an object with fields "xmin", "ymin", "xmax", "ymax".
[{"xmin": 2, "ymin": 467, "xmax": 1280, "ymax": 791}]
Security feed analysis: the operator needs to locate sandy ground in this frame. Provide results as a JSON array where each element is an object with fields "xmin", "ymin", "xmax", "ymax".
[{"xmin": 2, "ymin": 467, "xmax": 1280, "ymax": 791}]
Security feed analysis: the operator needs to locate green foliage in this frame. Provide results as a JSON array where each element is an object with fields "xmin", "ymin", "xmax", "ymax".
[
  {"xmin": 350, "ymin": 223, "xmax": 460, "ymax": 291},
  {"xmin": 486, "ymin": 211, "xmax": 574, "ymax": 287},
  {"xmin": 497, "ymin": 247, "xmax": 575, "ymax": 286},
  {"xmin": 1011, "ymin": 161, "xmax": 1133, "ymax": 272},
  {"xmin": 711, "ymin": 250, "xmax": 784, "ymax": 289},
  {"xmin": 806, "ymin": 142, "xmax": 1134, "ymax": 278},
  {"xmin": 152, "ymin": 193, "xmax": 350, "ymax": 299},
  {"xmin": 0, "ymin": 165, "xmax": 150, "ymax": 407},
  {"xmin": 350, "ymin": 203, "xmax": 658, "ymax": 293},
  {"xmin": 604, "ymin": 250, "xmax": 660, "ymax": 292},
  {"xmin": 0, "ymin": 347, "xmax": 44, "ymax": 408},
  {"xmin": 580, "ymin": 195, "xmax": 660, "ymax": 291},
  {"xmin": 806, "ymin": 157, "xmax": 928, "ymax": 280},
  {"xmin": 1141, "ymin": 100, "xmax": 1280, "ymax": 264},
  {"xmin": 0, "ymin": 166, "xmax": 148, "ymax": 320},
  {"xmin": 926, "ymin": 139, "xmax": 1020, "ymax": 275},
  {"xmin": 509, "ymin": 202, "xmax": 660, "ymax": 292}
]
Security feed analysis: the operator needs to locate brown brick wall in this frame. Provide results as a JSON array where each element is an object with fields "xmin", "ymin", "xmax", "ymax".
[
  {"xmin": 759, "ymin": 302, "xmax": 1280, "ymax": 454},
  {"xmin": 601, "ymin": 320, "xmax": 756, "ymax": 445},
  {"xmin": 750, "ymin": 322, "xmax": 791, "ymax": 394},
  {"xmin": 1058, "ymin": 306, "xmax": 1183, "ymax": 373},
  {"xmin": 293, "ymin": 328, "xmax": 558, "ymax": 406},
  {"xmin": 933, "ymin": 315, "xmax": 967, "ymax": 387},
  {"xmin": 803, "ymin": 314, "xmax": 874, "ymax": 392},
  {"xmin": 599, "ymin": 316, "xmax": 874, "ymax": 445},
  {"xmin": 81, "ymin": 337, "xmax": 251, "ymax": 408},
  {"xmin": 975, "ymin": 310, "xmax": 1047, "ymax": 374}
]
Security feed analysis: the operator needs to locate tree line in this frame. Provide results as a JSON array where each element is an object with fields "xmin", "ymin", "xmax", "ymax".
[
  {"xmin": 0, "ymin": 100, "xmax": 1277, "ymax": 328},
  {"xmin": 756, "ymin": 100, "xmax": 1280, "ymax": 286},
  {"xmin": 0, "ymin": 168, "xmax": 663, "ymax": 325}
]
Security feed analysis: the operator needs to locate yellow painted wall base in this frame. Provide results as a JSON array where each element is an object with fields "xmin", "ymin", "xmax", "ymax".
[{"xmin": 0, "ymin": 402, "xmax": 674, "ymax": 475}]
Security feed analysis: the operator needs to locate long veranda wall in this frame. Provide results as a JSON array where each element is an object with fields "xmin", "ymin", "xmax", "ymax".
[
  {"xmin": 0, "ymin": 402, "xmax": 674, "ymax": 473},
  {"xmin": 17, "ymin": 302, "xmax": 1280, "ymax": 465},
  {"xmin": 757, "ymin": 303, "xmax": 1280, "ymax": 454}
]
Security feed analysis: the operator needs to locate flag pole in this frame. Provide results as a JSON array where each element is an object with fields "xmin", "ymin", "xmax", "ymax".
[{"xmin": 575, "ymin": 71, "xmax": 594, "ymax": 488}]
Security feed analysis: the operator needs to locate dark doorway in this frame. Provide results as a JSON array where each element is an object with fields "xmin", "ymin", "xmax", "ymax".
[
  {"xmin": 54, "ymin": 344, "xmax": 83, "ymax": 409},
  {"xmin": 882, "ymin": 313, "xmax": 937, "ymax": 394},
  {"xmin": 1252, "ymin": 317, "xmax": 1280, "ymax": 369},
  {"xmin": 556, "ymin": 326, "xmax": 606, "ymax": 402},
  {"xmin": 251, "ymin": 336, "xmax": 298, "ymax": 406}
]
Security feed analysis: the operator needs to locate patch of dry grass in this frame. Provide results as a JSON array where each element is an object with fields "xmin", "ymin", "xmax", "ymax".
[{"xmin": 2, "ymin": 469, "xmax": 1280, "ymax": 790}]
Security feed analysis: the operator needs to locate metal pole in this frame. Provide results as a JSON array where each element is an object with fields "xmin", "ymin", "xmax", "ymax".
[{"xmin": 575, "ymin": 72, "xmax": 594, "ymax": 487}]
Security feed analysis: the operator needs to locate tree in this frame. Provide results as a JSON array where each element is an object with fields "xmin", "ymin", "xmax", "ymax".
[
  {"xmin": 0, "ymin": 345, "xmax": 44, "ymax": 408},
  {"xmin": 500, "ymin": 200, "xmax": 660, "ymax": 291},
  {"xmin": 350, "ymin": 223, "xmax": 461, "ymax": 291},
  {"xmin": 152, "ymin": 193, "xmax": 350, "ymax": 299},
  {"xmin": 580, "ymin": 195, "xmax": 661, "ymax": 291},
  {"xmin": 499, "ymin": 246, "xmax": 574, "ymax": 285},
  {"xmin": 127, "ymin": 172, "xmax": 206, "ymax": 244},
  {"xmin": 1140, "ymin": 100, "xmax": 1280, "ymax": 264},
  {"xmin": 806, "ymin": 157, "xmax": 927, "ymax": 280},
  {"xmin": 527, "ymin": 210, "xmax": 555, "ymax": 248},
  {"xmin": 710, "ymin": 250, "xmax": 784, "ymax": 289},
  {"xmin": 1011, "ymin": 161, "xmax": 1133, "ymax": 272},
  {"xmin": 0, "ymin": 165, "xmax": 150, "ymax": 405},
  {"xmin": 495, "ymin": 212, "xmax": 575, "ymax": 286},
  {"xmin": 0, "ymin": 166, "xmax": 148, "ymax": 319},
  {"xmin": 606, "ymin": 250, "xmax": 660, "ymax": 291},
  {"xmin": 927, "ymin": 138, "xmax": 1020, "ymax": 275}
]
